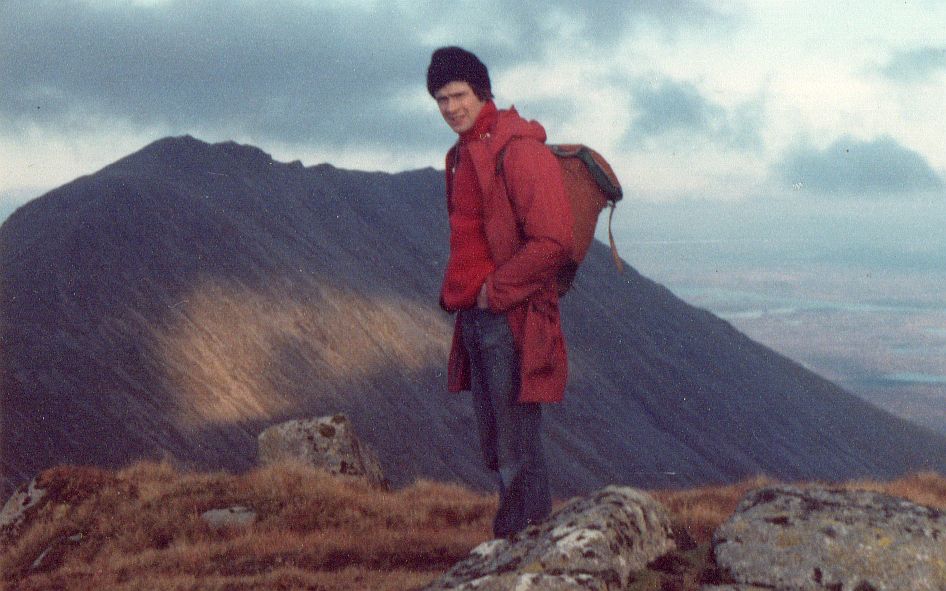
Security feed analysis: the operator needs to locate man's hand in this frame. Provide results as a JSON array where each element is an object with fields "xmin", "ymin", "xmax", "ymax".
[{"xmin": 476, "ymin": 283, "xmax": 490, "ymax": 309}]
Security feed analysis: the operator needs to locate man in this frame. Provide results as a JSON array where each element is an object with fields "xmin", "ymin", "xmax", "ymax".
[{"xmin": 426, "ymin": 46, "xmax": 574, "ymax": 538}]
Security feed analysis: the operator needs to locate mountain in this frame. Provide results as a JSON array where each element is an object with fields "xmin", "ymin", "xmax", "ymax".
[{"xmin": 3, "ymin": 136, "xmax": 946, "ymax": 499}]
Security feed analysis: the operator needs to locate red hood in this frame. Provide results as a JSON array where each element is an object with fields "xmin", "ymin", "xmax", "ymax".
[
  {"xmin": 489, "ymin": 106, "xmax": 547, "ymax": 152},
  {"xmin": 447, "ymin": 106, "xmax": 548, "ymax": 201}
]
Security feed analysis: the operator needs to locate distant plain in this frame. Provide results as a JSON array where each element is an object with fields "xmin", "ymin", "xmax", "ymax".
[{"xmin": 616, "ymin": 197, "xmax": 946, "ymax": 435}]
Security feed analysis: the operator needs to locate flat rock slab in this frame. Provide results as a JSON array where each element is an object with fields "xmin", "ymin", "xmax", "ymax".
[
  {"xmin": 424, "ymin": 486, "xmax": 675, "ymax": 591},
  {"xmin": 713, "ymin": 485, "xmax": 946, "ymax": 591},
  {"xmin": 201, "ymin": 505, "xmax": 257, "ymax": 530}
]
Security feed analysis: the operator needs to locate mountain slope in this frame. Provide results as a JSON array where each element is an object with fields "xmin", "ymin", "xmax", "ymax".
[{"xmin": 3, "ymin": 135, "xmax": 945, "ymax": 498}]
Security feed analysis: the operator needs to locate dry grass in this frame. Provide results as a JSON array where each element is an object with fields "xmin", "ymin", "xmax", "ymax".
[
  {"xmin": 3, "ymin": 463, "xmax": 946, "ymax": 591},
  {"xmin": 1, "ymin": 461, "xmax": 493, "ymax": 591},
  {"xmin": 652, "ymin": 475, "xmax": 777, "ymax": 545},
  {"xmin": 155, "ymin": 279, "xmax": 452, "ymax": 429}
]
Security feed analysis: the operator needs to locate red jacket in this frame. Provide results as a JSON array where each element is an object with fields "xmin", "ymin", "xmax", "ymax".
[{"xmin": 444, "ymin": 107, "xmax": 574, "ymax": 403}]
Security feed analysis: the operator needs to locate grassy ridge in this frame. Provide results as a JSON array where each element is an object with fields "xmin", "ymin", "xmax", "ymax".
[{"xmin": 3, "ymin": 462, "xmax": 946, "ymax": 590}]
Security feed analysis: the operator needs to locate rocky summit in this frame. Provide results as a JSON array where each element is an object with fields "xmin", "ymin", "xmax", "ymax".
[
  {"xmin": 711, "ymin": 485, "xmax": 946, "ymax": 591},
  {"xmin": 425, "ymin": 482, "xmax": 946, "ymax": 591},
  {"xmin": 423, "ymin": 486, "xmax": 675, "ymax": 590},
  {"xmin": 4, "ymin": 448, "xmax": 946, "ymax": 591}
]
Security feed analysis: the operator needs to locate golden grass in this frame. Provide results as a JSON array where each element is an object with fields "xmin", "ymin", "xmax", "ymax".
[
  {"xmin": 155, "ymin": 279, "xmax": 452, "ymax": 429},
  {"xmin": 652, "ymin": 475, "xmax": 777, "ymax": 545},
  {"xmin": 1, "ymin": 461, "xmax": 493, "ymax": 591},
  {"xmin": 3, "ymin": 463, "xmax": 946, "ymax": 591}
]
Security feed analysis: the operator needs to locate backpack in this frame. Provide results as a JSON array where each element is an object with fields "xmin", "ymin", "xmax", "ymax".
[{"xmin": 498, "ymin": 143, "xmax": 624, "ymax": 295}]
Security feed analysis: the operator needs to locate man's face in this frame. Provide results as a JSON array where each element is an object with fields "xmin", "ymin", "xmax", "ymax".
[{"xmin": 434, "ymin": 81, "xmax": 487, "ymax": 135}]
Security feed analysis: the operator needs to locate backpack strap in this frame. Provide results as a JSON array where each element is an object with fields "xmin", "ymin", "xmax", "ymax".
[
  {"xmin": 607, "ymin": 201, "xmax": 623, "ymax": 273},
  {"xmin": 493, "ymin": 142, "xmax": 511, "ymax": 177},
  {"xmin": 493, "ymin": 141, "xmax": 525, "ymax": 238}
]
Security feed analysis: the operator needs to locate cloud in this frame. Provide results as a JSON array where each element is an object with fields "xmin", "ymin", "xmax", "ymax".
[
  {"xmin": 0, "ymin": 0, "xmax": 727, "ymax": 155},
  {"xmin": 535, "ymin": 0, "xmax": 725, "ymax": 41},
  {"xmin": 0, "ymin": 0, "xmax": 710, "ymax": 144},
  {"xmin": 627, "ymin": 79, "xmax": 762, "ymax": 151},
  {"xmin": 0, "ymin": 1, "xmax": 445, "ymax": 150},
  {"xmin": 434, "ymin": 0, "xmax": 726, "ymax": 54},
  {"xmin": 779, "ymin": 136, "xmax": 944, "ymax": 196},
  {"xmin": 880, "ymin": 46, "xmax": 946, "ymax": 83}
]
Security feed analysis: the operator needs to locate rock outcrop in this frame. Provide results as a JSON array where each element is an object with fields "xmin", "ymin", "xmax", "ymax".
[
  {"xmin": 711, "ymin": 485, "xmax": 946, "ymax": 591},
  {"xmin": 423, "ymin": 486, "xmax": 676, "ymax": 591},
  {"xmin": 0, "ymin": 477, "xmax": 47, "ymax": 546},
  {"xmin": 257, "ymin": 414, "xmax": 388, "ymax": 489}
]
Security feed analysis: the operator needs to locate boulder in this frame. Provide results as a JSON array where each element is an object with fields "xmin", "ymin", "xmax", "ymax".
[
  {"xmin": 711, "ymin": 485, "xmax": 946, "ymax": 591},
  {"xmin": 423, "ymin": 486, "xmax": 676, "ymax": 590},
  {"xmin": 257, "ymin": 414, "xmax": 388, "ymax": 489},
  {"xmin": 0, "ymin": 477, "xmax": 47, "ymax": 546},
  {"xmin": 201, "ymin": 505, "xmax": 257, "ymax": 530}
]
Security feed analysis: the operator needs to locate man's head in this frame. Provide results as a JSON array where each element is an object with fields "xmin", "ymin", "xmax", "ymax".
[
  {"xmin": 427, "ymin": 47, "xmax": 492, "ymax": 135},
  {"xmin": 426, "ymin": 46, "xmax": 493, "ymax": 101}
]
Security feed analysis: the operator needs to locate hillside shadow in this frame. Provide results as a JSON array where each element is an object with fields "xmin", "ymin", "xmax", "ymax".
[{"xmin": 0, "ymin": 150, "xmax": 490, "ymax": 497}]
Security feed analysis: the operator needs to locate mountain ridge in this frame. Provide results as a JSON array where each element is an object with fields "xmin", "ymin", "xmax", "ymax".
[{"xmin": 2, "ymin": 135, "xmax": 945, "ymax": 499}]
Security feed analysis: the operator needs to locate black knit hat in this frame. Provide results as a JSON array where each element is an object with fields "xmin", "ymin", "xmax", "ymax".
[{"xmin": 426, "ymin": 46, "xmax": 493, "ymax": 100}]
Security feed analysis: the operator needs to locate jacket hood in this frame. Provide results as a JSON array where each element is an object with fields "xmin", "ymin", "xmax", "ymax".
[
  {"xmin": 489, "ymin": 106, "xmax": 547, "ymax": 155},
  {"xmin": 446, "ymin": 106, "xmax": 548, "ymax": 201}
]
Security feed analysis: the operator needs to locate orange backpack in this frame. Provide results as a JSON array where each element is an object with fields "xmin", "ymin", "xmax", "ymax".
[{"xmin": 498, "ymin": 143, "xmax": 624, "ymax": 295}]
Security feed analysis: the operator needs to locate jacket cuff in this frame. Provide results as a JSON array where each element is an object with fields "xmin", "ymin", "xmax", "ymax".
[
  {"xmin": 485, "ymin": 276, "xmax": 503, "ymax": 313},
  {"xmin": 439, "ymin": 294, "xmax": 454, "ymax": 313}
]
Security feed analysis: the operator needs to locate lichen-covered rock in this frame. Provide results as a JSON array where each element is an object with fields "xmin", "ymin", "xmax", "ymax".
[
  {"xmin": 0, "ymin": 477, "xmax": 47, "ymax": 546},
  {"xmin": 712, "ymin": 485, "xmax": 946, "ymax": 591},
  {"xmin": 257, "ymin": 414, "xmax": 388, "ymax": 489},
  {"xmin": 423, "ymin": 486, "xmax": 676, "ymax": 590}
]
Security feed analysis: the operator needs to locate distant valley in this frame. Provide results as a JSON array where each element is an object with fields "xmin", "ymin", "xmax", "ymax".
[{"xmin": 616, "ymin": 203, "xmax": 946, "ymax": 435}]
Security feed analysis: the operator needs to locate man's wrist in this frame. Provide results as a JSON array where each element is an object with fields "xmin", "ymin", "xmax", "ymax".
[{"xmin": 477, "ymin": 282, "xmax": 490, "ymax": 309}]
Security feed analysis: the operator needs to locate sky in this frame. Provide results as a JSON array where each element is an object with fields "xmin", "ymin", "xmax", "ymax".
[{"xmin": 2, "ymin": 0, "xmax": 945, "ymax": 233}]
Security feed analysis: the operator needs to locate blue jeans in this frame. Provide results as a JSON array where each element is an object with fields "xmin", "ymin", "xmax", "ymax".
[{"xmin": 459, "ymin": 308, "xmax": 551, "ymax": 538}]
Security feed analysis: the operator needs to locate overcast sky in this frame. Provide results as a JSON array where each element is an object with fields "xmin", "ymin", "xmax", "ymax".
[{"xmin": 2, "ymin": 0, "xmax": 945, "ymax": 221}]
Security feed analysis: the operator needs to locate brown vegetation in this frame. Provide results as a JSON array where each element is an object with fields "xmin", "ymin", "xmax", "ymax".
[
  {"xmin": 3, "ymin": 462, "xmax": 946, "ymax": 591},
  {"xmin": 1, "ymin": 461, "xmax": 493, "ymax": 591}
]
